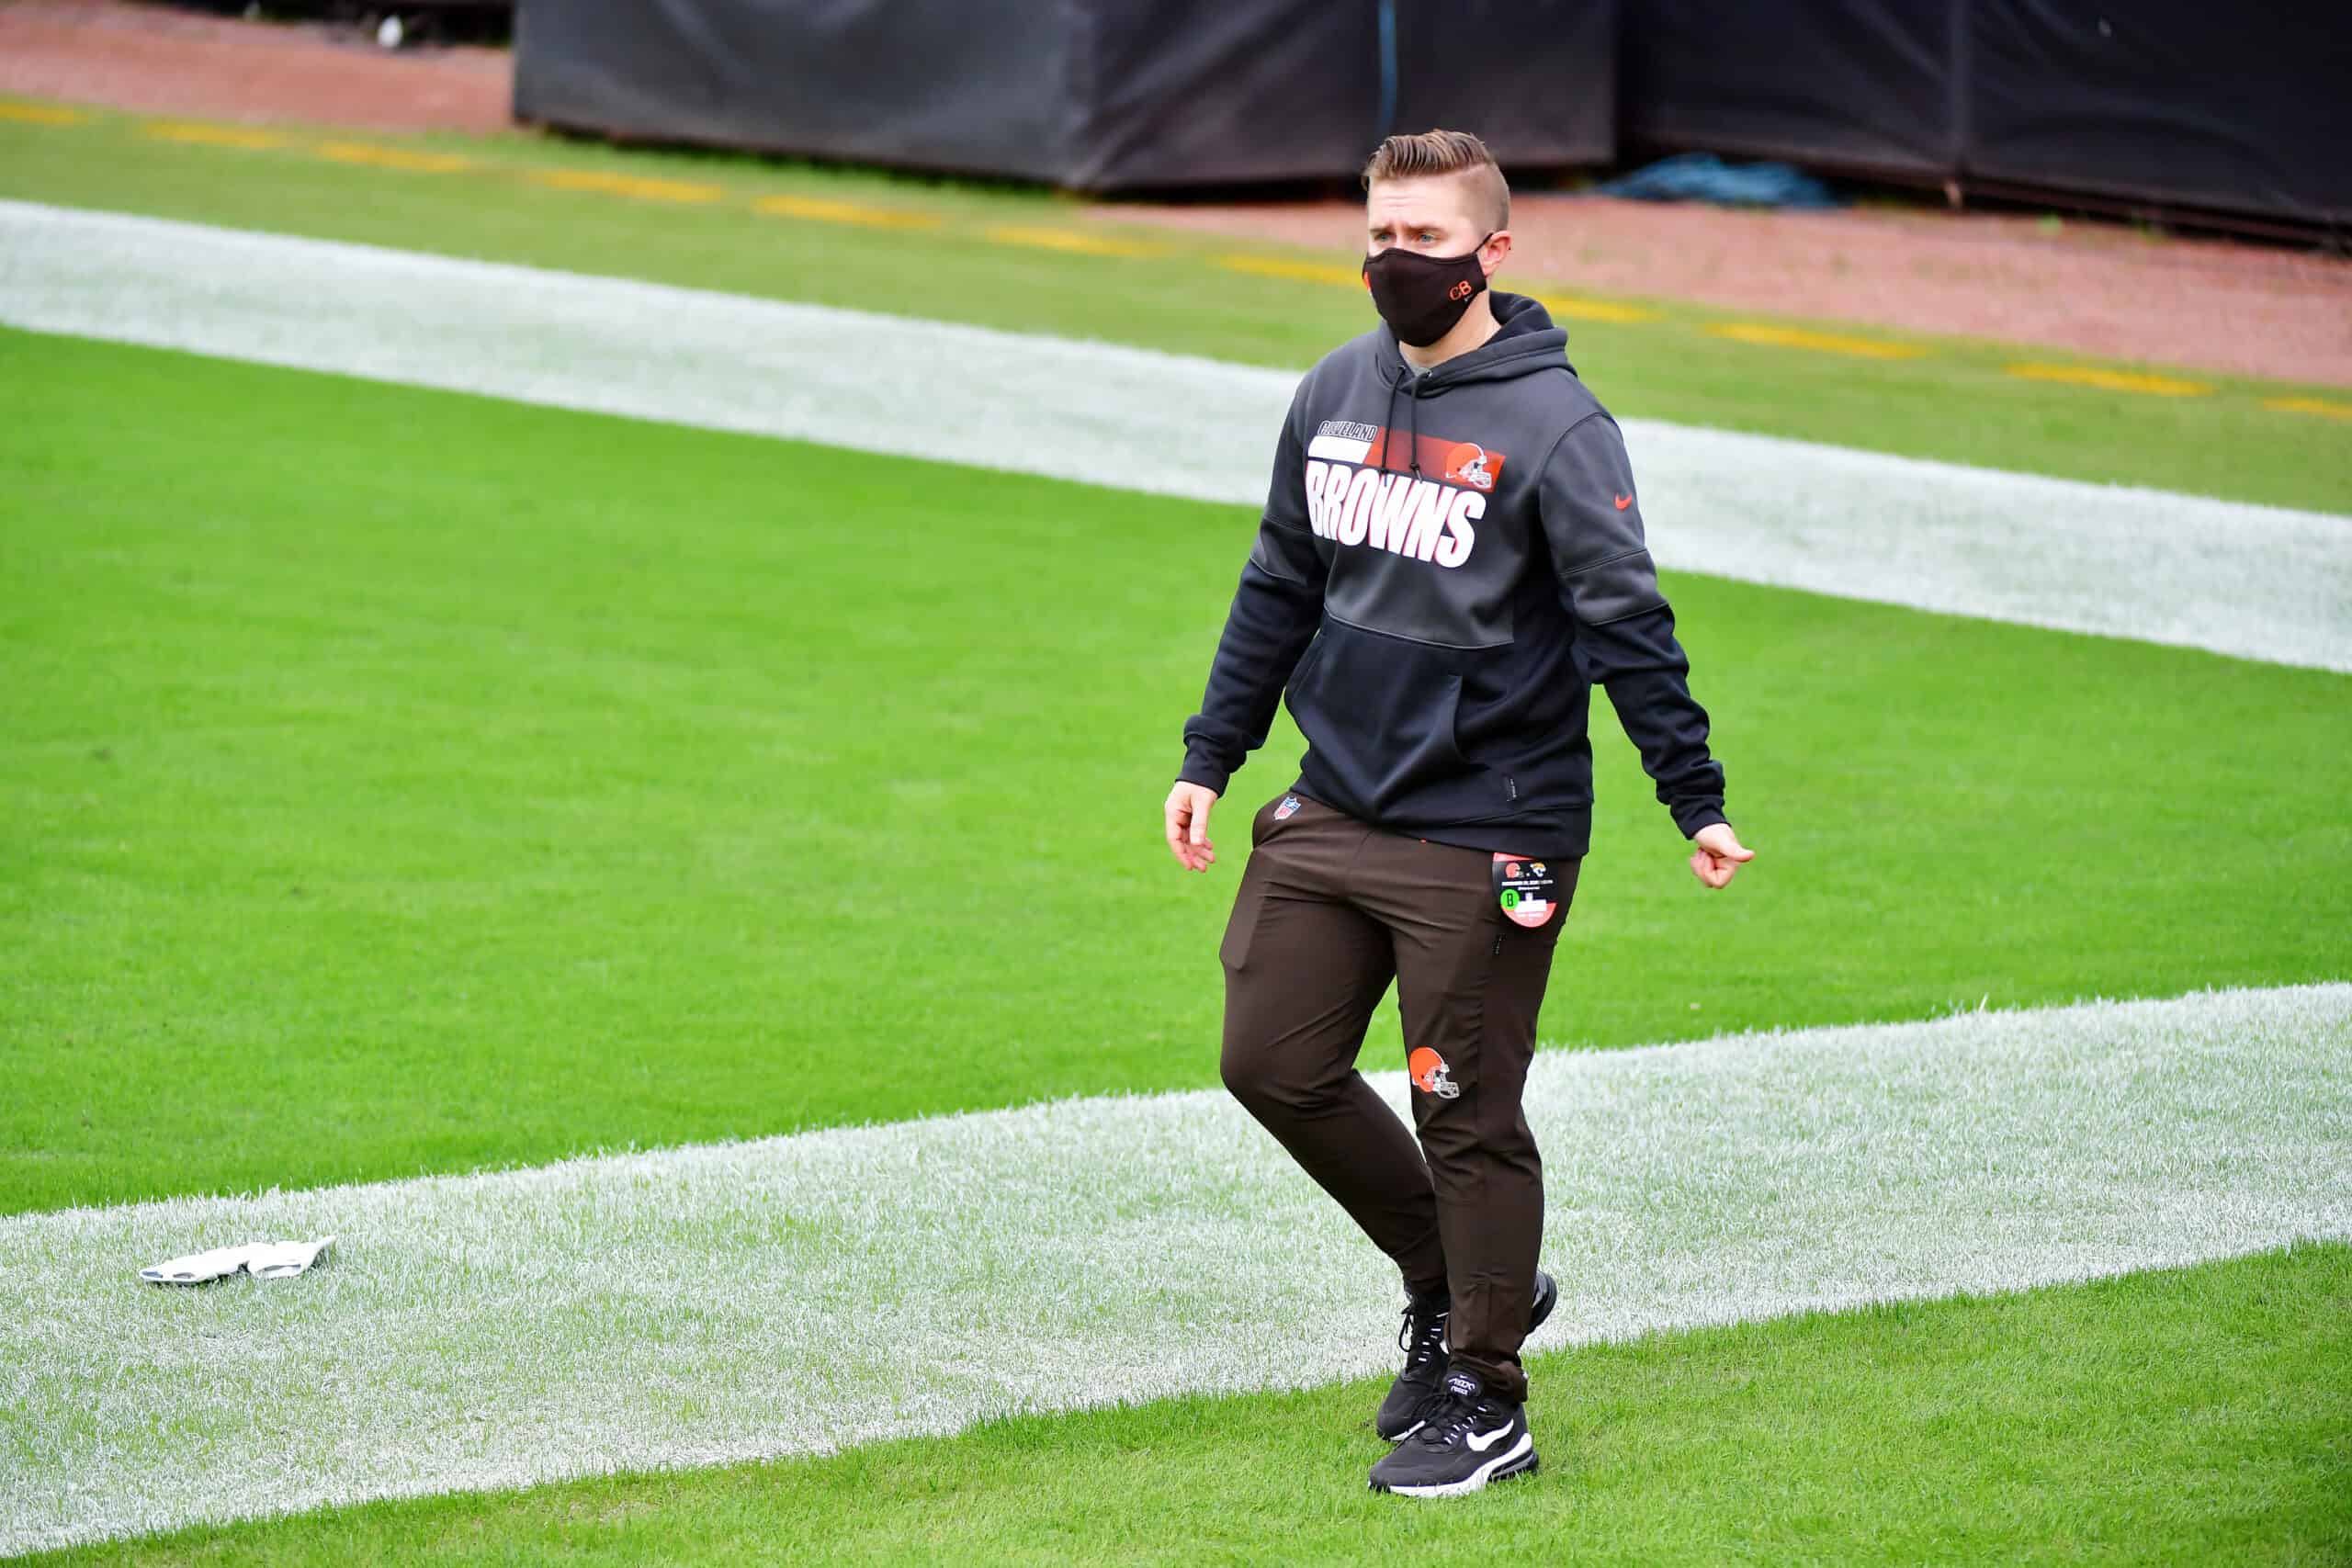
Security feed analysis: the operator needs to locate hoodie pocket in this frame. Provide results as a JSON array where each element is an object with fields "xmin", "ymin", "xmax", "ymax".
[{"xmin": 1286, "ymin": 620, "xmax": 1501, "ymax": 824}]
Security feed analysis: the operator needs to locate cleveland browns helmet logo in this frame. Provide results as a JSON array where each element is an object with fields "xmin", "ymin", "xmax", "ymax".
[
  {"xmin": 1442, "ymin": 442, "xmax": 1496, "ymax": 492},
  {"xmin": 1408, "ymin": 1046, "xmax": 1461, "ymax": 1100}
]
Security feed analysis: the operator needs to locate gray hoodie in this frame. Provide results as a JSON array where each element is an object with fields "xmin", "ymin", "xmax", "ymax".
[{"xmin": 1179, "ymin": 291, "xmax": 1725, "ymax": 859}]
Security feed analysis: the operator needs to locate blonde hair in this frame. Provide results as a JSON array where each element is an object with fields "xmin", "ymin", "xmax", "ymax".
[{"xmin": 1361, "ymin": 130, "xmax": 1510, "ymax": 233}]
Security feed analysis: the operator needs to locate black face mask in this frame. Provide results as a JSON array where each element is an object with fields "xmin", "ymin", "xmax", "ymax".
[{"xmin": 1362, "ymin": 234, "xmax": 1494, "ymax": 348}]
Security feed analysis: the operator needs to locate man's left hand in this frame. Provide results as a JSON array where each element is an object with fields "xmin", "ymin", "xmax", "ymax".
[{"xmin": 1689, "ymin": 822, "xmax": 1754, "ymax": 889}]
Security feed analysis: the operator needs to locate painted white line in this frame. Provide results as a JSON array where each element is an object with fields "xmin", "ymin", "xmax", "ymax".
[
  {"xmin": 2, "ymin": 984, "xmax": 2346, "ymax": 1552},
  {"xmin": 3, "ymin": 200, "xmax": 2347, "ymax": 673}
]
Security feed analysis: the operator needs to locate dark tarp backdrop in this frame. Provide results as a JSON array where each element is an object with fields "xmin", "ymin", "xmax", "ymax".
[
  {"xmin": 514, "ymin": 0, "xmax": 1070, "ymax": 181},
  {"xmin": 1619, "ymin": 0, "xmax": 2348, "ymax": 226},
  {"xmin": 514, "ymin": 0, "xmax": 2346, "ymax": 223},
  {"xmin": 1620, "ymin": 0, "xmax": 1963, "ymax": 179},
  {"xmin": 1064, "ymin": 0, "xmax": 1615, "ymax": 189},
  {"xmin": 514, "ymin": 0, "xmax": 1617, "ymax": 191},
  {"xmin": 1963, "ymin": 1, "xmax": 2352, "ymax": 226}
]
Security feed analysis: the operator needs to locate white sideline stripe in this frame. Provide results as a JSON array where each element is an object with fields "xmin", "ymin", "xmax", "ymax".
[
  {"xmin": 3, "ymin": 199, "xmax": 2347, "ymax": 673},
  {"xmin": 3, "ymin": 985, "xmax": 2347, "ymax": 1553}
]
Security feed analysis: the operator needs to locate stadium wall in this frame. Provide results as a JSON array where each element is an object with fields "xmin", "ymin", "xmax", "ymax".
[{"xmin": 512, "ymin": 0, "xmax": 1616, "ymax": 192}]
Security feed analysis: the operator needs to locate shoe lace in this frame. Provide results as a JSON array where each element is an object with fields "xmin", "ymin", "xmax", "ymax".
[
  {"xmin": 1410, "ymin": 1397, "xmax": 1471, "ymax": 1449},
  {"xmin": 1411, "ymin": 1392, "xmax": 1497, "ymax": 1450},
  {"xmin": 1402, "ymin": 1382, "xmax": 1457, "ymax": 1431},
  {"xmin": 1396, "ymin": 1300, "xmax": 1449, "ymax": 1372}
]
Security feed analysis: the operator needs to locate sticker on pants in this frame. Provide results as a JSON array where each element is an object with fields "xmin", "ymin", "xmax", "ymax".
[
  {"xmin": 1491, "ymin": 853, "xmax": 1559, "ymax": 928},
  {"xmin": 1408, "ymin": 1046, "xmax": 1460, "ymax": 1099}
]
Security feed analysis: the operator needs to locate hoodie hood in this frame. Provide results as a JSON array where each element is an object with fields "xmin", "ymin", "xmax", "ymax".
[
  {"xmin": 1374, "ymin": 291, "xmax": 1574, "ymax": 486},
  {"xmin": 1377, "ymin": 291, "xmax": 1574, "ymax": 392},
  {"xmin": 1179, "ymin": 280, "xmax": 1725, "ymax": 859}
]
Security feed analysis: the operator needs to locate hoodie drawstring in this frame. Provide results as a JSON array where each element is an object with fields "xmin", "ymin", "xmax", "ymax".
[
  {"xmin": 1408, "ymin": 369, "xmax": 1423, "ymax": 479},
  {"xmin": 1382, "ymin": 362, "xmax": 1403, "ymax": 479},
  {"xmin": 1383, "ymin": 353, "xmax": 1424, "ymax": 480}
]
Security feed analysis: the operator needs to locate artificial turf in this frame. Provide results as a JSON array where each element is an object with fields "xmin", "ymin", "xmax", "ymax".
[
  {"xmin": 4, "ymin": 328, "xmax": 2346, "ymax": 1214},
  {"xmin": 0, "ymin": 105, "xmax": 2346, "ymax": 514},
  {"xmin": 4, "ymin": 103, "xmax": 2347, "ymax": 1562},
  {"xmin": 24, "ymin": 1243, "xmax": 2349, "ymax": 1565}
]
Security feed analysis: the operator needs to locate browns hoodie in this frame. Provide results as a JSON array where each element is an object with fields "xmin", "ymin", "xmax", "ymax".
[{"xmin": 1178, "ymin": 291, "xmax": 1725, "ymax": 860}]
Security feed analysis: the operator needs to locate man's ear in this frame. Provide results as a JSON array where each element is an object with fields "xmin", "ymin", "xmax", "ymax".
[{"xmin": 1481, "ymin": 230, "xmax": 1512, "ymax": 276}]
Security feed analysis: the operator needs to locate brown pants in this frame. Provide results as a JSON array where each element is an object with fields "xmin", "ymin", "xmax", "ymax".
[{"xmin": 1217, "ymin": 790, "xmax": 1577, "ymax": 1403}]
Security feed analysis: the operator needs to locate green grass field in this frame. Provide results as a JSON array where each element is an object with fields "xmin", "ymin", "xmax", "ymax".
[
  {"xmin": 2, "ymin": 98, "xmax": 2347, "ymax": 1562},
  {"xmin": 6, "ymin": 329, "xmax": 2346, "ymax": 1215},
  {"xmin": 30, "ymin": 1246, "xmax": 2351, "ymax": 1566},
  {"xmin": 1, "ymin": 106, "xmax": 2347, "ymax": 513}
]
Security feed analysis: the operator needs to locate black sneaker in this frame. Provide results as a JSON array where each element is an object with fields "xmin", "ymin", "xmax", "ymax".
[
  {"xmin": 1368, "ymin": 1369, "xmax": 1537, "ymax": 1498},
  {"xmin": 1528, "ymin": 1268, "xmax": 1559, "ymax": 1337},
  {"xmin": 1374, "ymin": 1290, "xmax": 1452, "ymax": 1441},
  {"xmin": 1374, "ymin": 1269, "xmax": 1557, "ymax": 1442}
]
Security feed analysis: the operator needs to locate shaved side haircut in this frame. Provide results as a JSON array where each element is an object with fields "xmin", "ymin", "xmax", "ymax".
[{"xmin": 1360, "ymin": 129, "xmax": 1510, "ymax": 232}]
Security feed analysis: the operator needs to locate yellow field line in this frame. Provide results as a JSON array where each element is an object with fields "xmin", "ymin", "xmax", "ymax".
[
  {"xmin": 0, "ymin": 102, "xmax": 85, "ymax": 126},
  {"xmin": 1709, "ymin": 322, "xmax": 1922, "ymax": 359},
  {"xmin": 62, "ymin": 103, "xmax": 2343, "ymax": 418},
  {"xmin": 1533, "ymin": 291, "xmax": 1660, "ymax": 325},
  {"xmin": 2263, "ymin": 396, "xmax": 2352, "ymax": 422},
  {"xmin": 1215, "ymin": 254, "xmax": 1363, "ymax": 288},
  {"xmin": 752, "ymin": 194, "xmax": 944, "ymax": 231},
  {"xmin": 315, "ymin": 141, "xmax": 471, "ymax": 175},
  {"xmin": 984, "ymin": 223, "xmax": 1165, "ymax": 258},
  {"xmin": 2007, "ymin": 362, "xmax": 2211, "ymax": 397},
  {"xmin": 531, "ymin": 168, "xmax": 727, "ymax": 204},
  {"xmin": 143, "ymin": 121, "xmax": 287, "ymax": 151}
]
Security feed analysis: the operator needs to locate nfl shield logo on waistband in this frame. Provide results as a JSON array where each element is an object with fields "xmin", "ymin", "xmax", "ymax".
[{"xmin": 1274, "ymin": 795, "xmax": 1301, "ymax": 820}]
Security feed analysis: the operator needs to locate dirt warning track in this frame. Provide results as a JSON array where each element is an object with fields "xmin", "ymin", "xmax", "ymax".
[
  {"xmin": 5, "ymin": 0, "xmax": 2346, "ymax": 383},
  {"xmin": 0, "ymin": 0, "xmax": 510, "ymax": 134}
]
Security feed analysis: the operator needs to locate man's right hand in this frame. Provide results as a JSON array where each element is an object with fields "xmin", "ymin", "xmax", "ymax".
[{"xmin": 1164, "ymin": 782, "xmax": 1220, "ymax": 873}]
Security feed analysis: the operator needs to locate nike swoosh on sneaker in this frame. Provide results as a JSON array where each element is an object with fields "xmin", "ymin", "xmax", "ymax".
[{"xmin": 1464, "ymin": 1423, "xmax": 1516, "ymax": 1452}]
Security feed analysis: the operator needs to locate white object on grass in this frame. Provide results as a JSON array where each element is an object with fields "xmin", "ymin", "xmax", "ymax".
[
  {"xmin": 139, "ymin": 1245, "xmax": 259, "ymax": 1286},
  {"xmin": 140, "ymin": 1236, "xmax": 334, "ymax": 1285},
  {"xmin": 247, "ymin": 1236, "xmax": 335, "ymax": 1280},
  {"xmin": 7, "ymin": 986, "xmax": 2346, "ymax": 1554}
]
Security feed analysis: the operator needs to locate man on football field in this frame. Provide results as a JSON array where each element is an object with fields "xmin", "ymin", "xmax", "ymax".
[{"xmin": 1162, "ymin": 129, "xmax": 1753, "ymax": 1498}]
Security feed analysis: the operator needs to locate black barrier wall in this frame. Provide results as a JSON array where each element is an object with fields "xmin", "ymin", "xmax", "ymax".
[
  {"xmin": 1619, "ymin": 0, "xmax": 1962, "ymax": 179},
  {"xmin": 1622, "ymin": 0, "xmax": 2349, "ymax": 227},
  {"xmin": 514, "ymin": 0, "xmax": 1069, "ymax": 181},
  {"xmin": 1964, "ymin": 3, "xmax": 2350, "ymax": 226},
  {"xmin": 515, "ymin": 0, "xmax": 2346, "ymax": 223},
  {"xmin": 514, "ymin": 0, "xmax": 1616, "ymax": 192}
]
